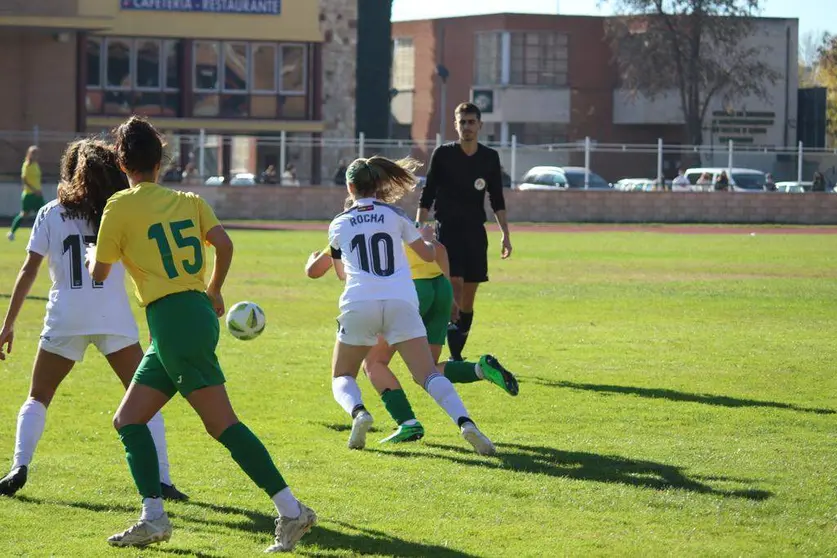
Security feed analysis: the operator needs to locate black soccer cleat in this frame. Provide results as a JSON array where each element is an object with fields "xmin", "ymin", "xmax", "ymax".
[
  {"xmin": 0, "ymin": 466, "xmax": 28, "ymax": 496},
  {"xmin": 161, "ymin": 482, "xmax": 189, "ymax": 501}
]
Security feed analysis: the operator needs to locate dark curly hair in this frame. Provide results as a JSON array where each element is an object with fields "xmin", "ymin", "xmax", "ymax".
[
  {"xmin": 58, "ymin": 140, "xmax": 129, "ymax": 232},
  {"xmin": 59, "ymin": 140, "xmax": 84, "ymax": 184},
  {"xmin": 113, "ymin": 115, "xmax": 164, "ymax": 175}
]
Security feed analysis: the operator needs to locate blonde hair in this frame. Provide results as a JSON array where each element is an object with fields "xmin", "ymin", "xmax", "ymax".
[{"xmin": 345, "ymin": 156, "xmax": 422, "ymax": 204}]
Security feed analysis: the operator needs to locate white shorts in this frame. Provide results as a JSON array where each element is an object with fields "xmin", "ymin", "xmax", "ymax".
[
  {"xmin": 39, "ymin": 334, "xmax": 138, "ymax": 363},
  {"xmin": 336, "ymin": 299, "xmax": 426, "ymax": 347}
]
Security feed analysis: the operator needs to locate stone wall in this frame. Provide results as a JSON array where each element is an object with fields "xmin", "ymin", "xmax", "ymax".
[
  {"xmin": 6, "ymin": 183, "xmax": 835, "ymax": 224},
  {"xmin": 320, "ymin": 0, "xmax": 358, "ymax": 181}
]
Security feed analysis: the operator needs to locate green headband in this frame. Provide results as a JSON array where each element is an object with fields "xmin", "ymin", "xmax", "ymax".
[{"xmin": 345, "ymin": 160, "xmax": 371, "ymax": 185}]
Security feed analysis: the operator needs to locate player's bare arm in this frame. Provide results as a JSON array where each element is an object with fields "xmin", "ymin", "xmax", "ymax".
[
  {"xmin": 0, "ymin": 252, "xmax": 44, "ymax": 359},
  {"xmin": 206, "ymin": 225, "xmax": 233, "ymax": 317}
]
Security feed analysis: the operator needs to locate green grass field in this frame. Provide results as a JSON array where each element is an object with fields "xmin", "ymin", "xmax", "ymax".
[{"xmin": 1, "ymin": 225, "xmax": 836, "ymax": 557}]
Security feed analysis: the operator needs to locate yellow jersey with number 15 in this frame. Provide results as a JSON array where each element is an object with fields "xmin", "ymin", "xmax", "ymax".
[{"xmin": 96, "ymin": 182, "xmax": 220, "ymax": 307}]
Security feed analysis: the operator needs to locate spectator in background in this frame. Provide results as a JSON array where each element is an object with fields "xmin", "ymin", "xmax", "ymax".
[
  {"xmin": 697, "ymin": 172, "xmax": 713, "ymax": 192},
  {"xmin": 714, "ymin": 171, "xmax": 730, "ymax": 192},
  {"xmin": 812, "ymin": 171, "xmax": 826, "ymax": 192},
  {"xmin": 261, "ymin": 164, "xmax": 278, "ymax": 185},
  {"xmin": 671, "ymin": 168, "xmax": 690, "ymax": 192},
  {"xmin": 8, "ymin": 146, "xmax": 44, "ymax": 241},
  {"xmin": 764, "ymin": 173, "xmax": 776, "ymax": 191},
  {"xmin": 333, "ymin": 159, "xmax": 347, "ymax": 186},
  {"xmin": 282, "ymin": 163, "xmax": 300, "ymax": 187},
  {"xmin": 181, "ymin": 162, "xmax": 199, "ymax": 184}
]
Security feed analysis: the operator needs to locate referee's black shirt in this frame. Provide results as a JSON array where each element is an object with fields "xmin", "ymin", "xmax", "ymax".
[{"xmin": 419, "ymin": 142, "xmax": 506, "ymax": 227}]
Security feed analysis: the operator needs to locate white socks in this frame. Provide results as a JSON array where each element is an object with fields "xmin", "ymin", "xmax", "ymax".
[
  {"xmin": 146, "ymin": 412, "xmax": 171, "ymax": 485},
  {"xmin": 424, "ymin": 373, "xmax": 470, "ymax": 426},
  {"xmin": 12, "ymin": 398, "xmax": 47, "ymax": 469},
  {"xmin": 332, "ymin": 376, "xmax": 364, "ymax": 416},
  {"xmin": 141, "ymin": 497, "xmax": 165, "ymax": 521},
  {"xmin": 271, "ymin": 487, "xmax": 301, "ymax": 518}
]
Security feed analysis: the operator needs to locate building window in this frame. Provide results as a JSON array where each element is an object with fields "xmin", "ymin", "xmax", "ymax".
[
  {"xmin": 164, "ymin": 40, "xmax": 179, "ymax": 90},
  {"xmin": 280, "ymin": 44, "xmax": 306, "ymax": 94},
  {"xmin": 510, "ymin": 32, "xmax": 568, "ymax": 86},
  {"xmin": 190, "ymin": 41, "xmax": 308, "ymax": 119},
  {"xmin": 87, "ymin": 36, "xmax": 181, "ymax": 117},
  {"xmin": 474, "ymin": 32, "xmax": 502, "ymax": 86},
  {"xmin": 194, "ymin": 41, "xmax": 221, "ymax": 91},
  {"xmin": 106, "ymin": 38, "xmax": 132, "ymax": 89},
  {"xmin": 223, "ymin": 42, "xmax": 249, "ymax": 92},
  {"xmin": 509, "ymin": 122, "xmax": 568, "ymax": 145},
  {"xmin": 135, "ymin": 40, "xmax": 161, "ymax": 89},
  {"xmin": 251, "ymin": 43, "xmax": 277, "ymax": 92},
  {"xmin": 87, "ymin": 37, "xmax": 102, "ymax": 88},
  {"xmin": 392, "ymin": 38, "xmax": 414, "ymax": 91}
]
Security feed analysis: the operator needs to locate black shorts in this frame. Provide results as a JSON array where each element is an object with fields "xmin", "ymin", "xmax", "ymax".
[{"xmin": 436, "ymin": 221, "xmax": 488, "ymax": 283}]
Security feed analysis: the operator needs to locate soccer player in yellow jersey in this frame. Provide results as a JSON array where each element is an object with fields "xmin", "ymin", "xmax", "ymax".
[
  {"xmin": 8, "ymin": 146, "xmax": 45, "ymax": 241},
  {"xmin": 87, "ymin": 116, "xmax": 316, "ymax": 552},
  {"xmin": 307, "ymin": 225, "xmax": 518, "ymax": 444}
]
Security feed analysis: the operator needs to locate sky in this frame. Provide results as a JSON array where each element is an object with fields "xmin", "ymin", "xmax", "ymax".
[{"xmin": 391, "ymin": 0, "xmax": 837, "ymax": 41}]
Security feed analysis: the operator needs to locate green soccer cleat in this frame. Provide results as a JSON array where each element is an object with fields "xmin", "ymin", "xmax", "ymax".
[
  {"xmin": 478, "ymin": 355, "xmax": 519, "ymax": 396},
  {"xmin": 379, "ymin": 422, "xmax": 425, "ymax": 444}
]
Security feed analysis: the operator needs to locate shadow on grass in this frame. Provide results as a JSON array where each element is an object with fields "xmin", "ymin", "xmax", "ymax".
[
  {"xmin": 15, "ymin": 496, "xmax": 472, "ymax": 556},
  {"xmin": 317, "ymin": 422, "xmax": 383, "ymax": 434},
  {"xmin": 528, "ymin": 377, "xmax": 835, "ymax": 415},
  {"xmin": 369, "ymin": 442, "xmax": 772, "ymax": 501}
]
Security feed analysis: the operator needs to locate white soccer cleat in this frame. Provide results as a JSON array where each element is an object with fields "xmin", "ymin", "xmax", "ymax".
[
  {"xmin": 107, "ymin": 513, "xmax": 172, "ymax": 547},
  {"xmin": 6, "ymin": 231, "xmax": 14, "ymax": 241},
  {"xmin": 265, "ymin": 502, "xmax": 318, "ymax": 553},
  {"xmin": 347, "ymin": 411, "xmax": 374, "ymax": 450},
  {"xmin": 461, "ymin": 422, "xmax": 496, "ymax": 456}
]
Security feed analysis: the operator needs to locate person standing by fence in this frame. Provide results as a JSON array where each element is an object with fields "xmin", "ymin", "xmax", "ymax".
[{"xmin": 8, "ymin": 146, "xmax": 46, "ymax": 241}]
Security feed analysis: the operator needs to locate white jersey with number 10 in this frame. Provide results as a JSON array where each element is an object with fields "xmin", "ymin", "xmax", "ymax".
[
  {"xmin": 328, "ymin": 198, "xmax": 422, "ymax": 309},
  {"xmin": 26, "ymin": 200, "xmax": 138, "ymax": 339}
]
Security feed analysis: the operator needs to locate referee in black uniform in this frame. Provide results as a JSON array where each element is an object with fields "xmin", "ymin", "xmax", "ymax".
[{"xmin": 417, "ymin": 102, "xmax": 512, "ymax": 361}]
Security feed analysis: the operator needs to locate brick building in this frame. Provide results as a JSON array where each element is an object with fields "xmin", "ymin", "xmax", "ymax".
[
  {"xmin": 391, "ymin": 13, "xmax": 798, "ymax": 181},
  {"xmin": 0, "ymin": 0, "xmax": 361, "ymax": 182}
]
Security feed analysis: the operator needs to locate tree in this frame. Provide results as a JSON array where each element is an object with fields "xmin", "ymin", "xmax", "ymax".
[
  {"xmin": 815, "ymin": 33, "xmax": 837, "ymax": 143},
  {"xmin": 798, "ymin": 30, "xmax": 826, "ymax": 87},
  {"xmin": 603, "ymin": 0, "xmax": 781, "ymax": 147}
]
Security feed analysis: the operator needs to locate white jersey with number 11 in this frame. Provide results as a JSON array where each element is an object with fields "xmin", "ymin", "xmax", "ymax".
[{"xmin": 26, "ymin": 200, "xmax": 138, "ymax": 339}]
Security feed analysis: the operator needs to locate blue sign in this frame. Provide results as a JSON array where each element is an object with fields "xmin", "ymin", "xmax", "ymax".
[{"xmin": 121, "ymin": 0, "xmax": 281, "ymax": 15}]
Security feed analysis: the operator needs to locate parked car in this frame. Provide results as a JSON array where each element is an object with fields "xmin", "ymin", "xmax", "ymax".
[
  {"xmin": 517, "ymin": 166, "xmax": 611, "ymax": 191},
  {"xmin": 684, "ymin": 167, "xmax": 767, "ymax": 192},
  {"xmin": 615, "ymin": 178, "xmax": 652, "ymax": 191},
  {"xmin": 204, "ymin": 175, "xmax": 225, "ymax": 186},
  {"xmin": 775, "ymin": 181, "xmax": 812, "ymax": 193},
  {"xmin": 229, "ymin": 173, "xmax": 257, "ymax": 186}
]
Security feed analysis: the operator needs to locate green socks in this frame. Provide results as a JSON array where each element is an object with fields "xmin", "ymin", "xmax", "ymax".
[
  {"xmin": 443, "ymin": 360, "xmax": 481, "ymax": 384},
  {"xmin": 10, "ymin": 214, "xmax": 23, "ymax": 234},
  {"xmin": 219, "ymin": 422, "xmax": 288, "ymax": 497},
  {"xmin": 381, "ymin": 389, "xmax": 417, "ymax": 425},
  {"xmin": 118, "ymin": 424, "xmax": 162, "ymax": 499}
]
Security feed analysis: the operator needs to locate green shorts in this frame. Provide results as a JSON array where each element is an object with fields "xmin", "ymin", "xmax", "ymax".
[
  {"xmin": 133, "ymin": 290, "xmax": 226, "ymax": 398},
  {"xmin": 22, "ymin": 192, "xmax": 45, "ymax": 213},
  {"xmin": 415, "ymin": 274, "xmax": 454, "ymax": 346}
]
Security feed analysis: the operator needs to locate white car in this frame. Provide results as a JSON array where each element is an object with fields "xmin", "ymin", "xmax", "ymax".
[
  {"xmin": 775, "ymin": 181, "xmax": 812, "ymax": 193},
  {"xmin": 518, "ymin": 166, "xmax": 611, "ymax": 191},
  {"xmin": 685, "ymin": 167, "xmax": 767, "ymax": 192},
  {"xmin": 229, "ymin": 173, "xmax": 257, "ymax": 186}
]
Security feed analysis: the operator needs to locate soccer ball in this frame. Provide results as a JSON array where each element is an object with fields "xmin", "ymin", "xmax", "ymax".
[{"xmin": 226, "ymin": 301, "xmax": 266, "ymax": 340}]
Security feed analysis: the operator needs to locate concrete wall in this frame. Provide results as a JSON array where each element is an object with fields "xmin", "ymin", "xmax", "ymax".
[{"xmin": 4, "ymin": 183, "xmax": 836, "ymax": 224}]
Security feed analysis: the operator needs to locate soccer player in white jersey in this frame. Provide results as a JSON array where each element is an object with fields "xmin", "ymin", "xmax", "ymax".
[
  {"xmin": 0, "ymin": 140, "xmax": 186, "ymax": 500},
  {"xmin": 314, "ymin": 155, "xmax": 495, "ymax": 455}
]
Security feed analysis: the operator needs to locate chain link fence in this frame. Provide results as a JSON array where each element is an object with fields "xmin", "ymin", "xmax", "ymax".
[{"xmin": 1, "ymin": 128, "xmax": 835, "ymax": 191}]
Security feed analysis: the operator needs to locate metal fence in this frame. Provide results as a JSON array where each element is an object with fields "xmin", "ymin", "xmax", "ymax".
[{"xmin": 1, "ymin": 128, "xmax": 835, "ymax": 189}]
